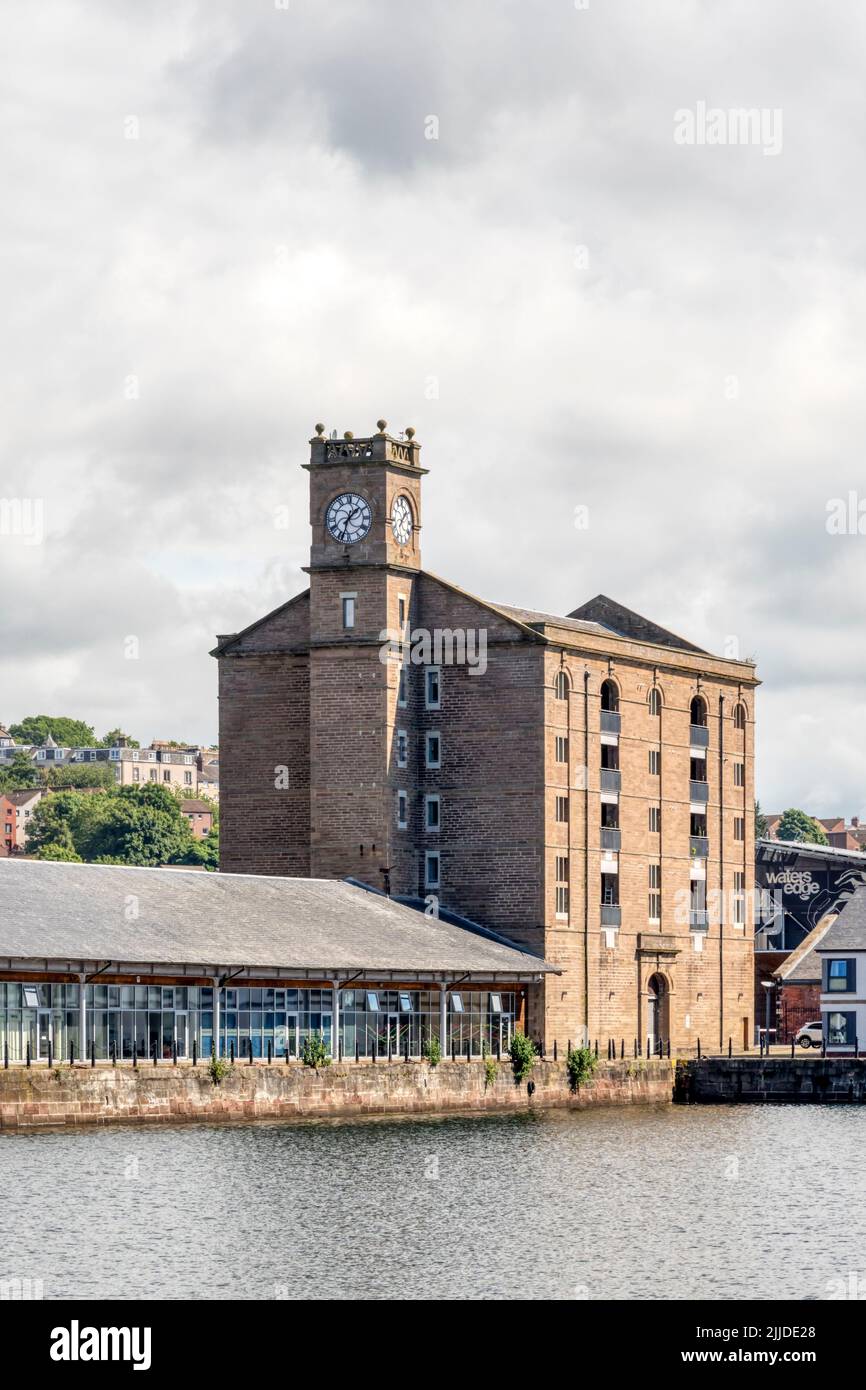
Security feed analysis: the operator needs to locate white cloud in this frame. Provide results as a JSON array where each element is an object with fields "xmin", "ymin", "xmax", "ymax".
[{"xmin": 1, "ymin": 0, "xmax": 865, "ymax": 811}]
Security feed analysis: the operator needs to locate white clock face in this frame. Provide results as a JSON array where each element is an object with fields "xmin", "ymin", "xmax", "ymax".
[
  {"xmin": 391, "ymin": 495, "xmax": 413, "ymax": 545},
  {"xmin": 326, "ymin": 492, "xmax": 372, "ymax": 545}
]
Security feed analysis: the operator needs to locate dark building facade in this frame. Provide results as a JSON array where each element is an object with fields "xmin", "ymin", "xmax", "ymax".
[{"xmin": 215, "ymin": 424, "xmax": 759, "ymax": 1051}]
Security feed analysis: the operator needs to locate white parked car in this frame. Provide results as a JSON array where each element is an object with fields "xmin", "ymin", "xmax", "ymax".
[{"xmin": 794, "ymin": 1021, "xmax": 823, "ymax": 1049}]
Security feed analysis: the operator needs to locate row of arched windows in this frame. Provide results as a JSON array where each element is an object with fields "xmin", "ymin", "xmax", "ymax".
[{"xmin": 553, "ymin": 671, "xmax": 747, "ymax": 727}]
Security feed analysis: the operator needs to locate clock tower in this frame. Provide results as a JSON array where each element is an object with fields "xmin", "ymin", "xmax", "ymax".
[{"xmin": 304, "ymin": 420, "xmax": 427, "ymax": 891}]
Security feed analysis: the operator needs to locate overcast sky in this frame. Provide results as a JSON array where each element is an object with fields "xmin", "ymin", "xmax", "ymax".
[{"xmin": 1, "ymin": 0, "xmax": 865, "ymax": 814}]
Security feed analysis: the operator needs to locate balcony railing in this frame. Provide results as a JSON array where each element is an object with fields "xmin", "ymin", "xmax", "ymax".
[
  {"xmin": 689, "ymin": 724, "xmax": 709, "ymax": 748},
  {"xmin": 689, "ymin": 909, "xmax": 708, "ymax": 928},
  {"xmin": 601, "ymin": 903, "xmax": 622, "ymax": 926},
  {"xmin": 601, "ymin": 827, "xmax": 621, "ymax": 851},
  {"xmin": 689, "ymin": 835, "xmax": 709, "ymax": 858},
  {"xmin": 600, "ymin": 769, "xmax": 621, "ymax": 792},
  {"xmin": 689, "ymin": 779, "xmax": 709, "ymax": 802},
  {"xmin": 600, "ymin": 710, "xmax": 621, "ymax": 734}
]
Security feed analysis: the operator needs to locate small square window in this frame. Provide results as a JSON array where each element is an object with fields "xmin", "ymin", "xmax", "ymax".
[
  {"xmin": 399, "ymin": 992, "xmax": 412, "ymax": 1013},
  {"xmin": 450, "ymin": 993, "xmax": 464, "ymax": 1013},
  {"xmin": 489, "ymin": 993, "xmax": 503, "ymax": 1014},
  {"xmin": 23, "ymin": 986, "xmax": 39, "ymax": 1008}
]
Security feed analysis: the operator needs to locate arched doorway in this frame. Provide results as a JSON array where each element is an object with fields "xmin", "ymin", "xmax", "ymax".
[{"xmin": 647, "ymin": 974, "xmax": 669, "ymax": 1050}]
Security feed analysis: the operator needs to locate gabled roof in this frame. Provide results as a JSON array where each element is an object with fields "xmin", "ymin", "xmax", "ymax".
[
  {"xmin": 815, "ymin": 886, "xmax": 866, "ymax": 953},
  {"xmin": 0, "ymin": 859, "xmax": 556, "ymax": 977},
  {"xmin": 773, "ymin": 915, "xmax": 836, "ymax": 983},
  {"xmin": 567, "ymin": 595, "xmax": 709, "ymax": 654}
]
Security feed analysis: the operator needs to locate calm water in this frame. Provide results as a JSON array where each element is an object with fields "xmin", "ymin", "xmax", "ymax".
[{"xmin": 0, "ymin": 1104, "xmax": 861, "ymax": 1300}]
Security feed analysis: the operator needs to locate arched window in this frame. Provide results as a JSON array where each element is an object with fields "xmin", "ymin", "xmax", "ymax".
[
  {"xmin": 690, "ymin": 695, "xmax": 707, "ymax": 728},
  {"xmin": 733, "ymin": 703, "xmax": 746, "ymax": 730},
  {"xmin": 600, "ymin": 679, "xmax": 619, "ymax": 712},
  {"xmin": 649, "ymin": 688, "xmax": 662, "ymax": 717},
  {"xmin": 554, "ymin": 671, "xmax": 569, "ymax": 700}
]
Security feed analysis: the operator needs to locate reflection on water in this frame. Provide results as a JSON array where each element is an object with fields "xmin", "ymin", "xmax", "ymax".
[{"xmin": 0, "ymin": 1104, "xmax": 860, "ymax": 1300}]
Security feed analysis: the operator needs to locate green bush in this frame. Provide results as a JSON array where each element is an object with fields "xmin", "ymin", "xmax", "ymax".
[
  {"xmin": 208, "ymin": 1055, "xmax": 230, "ymax": 1085},
  {"xmin": 566, "ymin": 1045, "xmax": 597, "ymax": 1091},
  {"xmin": 484, "ymin": 1055, "xmax": 498, "ymax": 1089},
  {"xmin": 422, "ymin": 1035, "xmax": 442, "ymax": 1067},
  {"xmin": 509, "ymin": 1030, "xmax": 537, "ymax": 1084},
  {"xmin": 302, "ymin": 1032, "xmax": 332, "ymax": 1069}
]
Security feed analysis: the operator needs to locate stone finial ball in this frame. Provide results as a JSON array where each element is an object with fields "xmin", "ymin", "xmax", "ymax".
[
  {"xmin": 314, "ymin": 423, "xmax": 325, "ymax": 436},
  {"xmin": 377, "ymin": 418, "xmax": 387, "ymax": 432},
  {"xmin": 405, "ymin": 426, "xmax": 416, "ymax": 439},
  {"xmin": 343, "ymin": 431, "xmax": 354, "ymax": 440}
]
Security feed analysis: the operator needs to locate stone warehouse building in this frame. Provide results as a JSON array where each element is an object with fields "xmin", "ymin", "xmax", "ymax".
[{"xmin": 214, "ymin": 424, "xmax": 759, "ymax": 1051}]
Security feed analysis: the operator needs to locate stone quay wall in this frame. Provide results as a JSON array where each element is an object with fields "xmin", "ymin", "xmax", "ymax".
[
  {"xmin": 676, "ymin": 1056, "xmax": 866, "ymax": 1103},
  {"xmin": 0, "ymin": 1057, "xmax": 674, "ymax": 1129}
]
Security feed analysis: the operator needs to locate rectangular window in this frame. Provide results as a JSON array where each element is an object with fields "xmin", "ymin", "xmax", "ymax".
[
  {"xmin": 425, "ymin": 731, "xmax": 441, "ymax": 768},
  {"xmin": 826, "ymin": 1011, "xmax": 856, "ymax": 1046},
  {"xmin": 734, "ymin": 761, "xmax": 745, "ymax": 787},
  {"xmin": 425, "ymin": 667, "xmax": 441, "ymax": 709},
  {"xmin": 649, "ymin": 748, "xmax": 660, "ymax": 776},
  {"xmin": 734, "ymin": 870, "xmax": 746, "ymax": 923},
  {"xmin": 341, "ymin": 595, "xmax": 355, "ymax": 629},
  {"xmin": 555, "ymin": 854, "xmax": 569, "ymax": 918},
  {"xmin": 734, "ymin": 816, "xmax": 745, "ymax": 841},
  {"xmin": 555, "ymin": 795, "xmax": 569, "ymax": 823},
  {"xmin": 366, "ymin": 992, "xmax": 380, "ymax": 1013},
  {"xmin": 827, "ymin": 959, "xmax": 856, "ymax": 992},
  {"xmin": 425, "ymin": 794, "xmax": 440, "ymax": 831},
  {"xmin": 648, "ymin": 864, "xmax": 661, "ymax": 921},
  {"xmin": 450, "ymin": 992, "xmax": 464, "ymax": 1013},
  {"xmin": 555, "ymin": 735, "xmax": 568, "ymax": 763},
  {"xmin": 396, "ymin": 729, "xmax": 408, "ymax": 768},
  {"xmin": 396, "ymin": 790, "xmax": 408, "ymax": 829},
  {"xmin": 163, "ymin": 771, "xmax": 171, "ymax": 783},
  {"xmin": 22, "ymin": 986, "xmax": 39, "ymax": 1008},
  {"xmin": 649, "ymin": 805, "xmax": 661, "ymax": 834},
  {"xmin": 489, "ymin": 993, "xmax": 503, "ymax": 1014},
  {"xmin": 398, "ymin": 992, "xmax": 412, "ymax": 1013},
  {"xmin": 132, "ymin": 767, "xmax": 140, "ymax": 783},
  {"xmin": 398, "ymin": 596, "xmax": 407, "ymax": 629},
  {"xmin": 425, "ymin": 850, "xmax": 440, "ymax": 889},
  {"xmin": 398, "ymin": 668, "xmax": 408, "ymax": 707}
]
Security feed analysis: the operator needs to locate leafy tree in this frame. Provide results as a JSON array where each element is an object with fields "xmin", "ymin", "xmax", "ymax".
[
  {"xmin": 42, "ymin": 765, "xmax": 116, "ymax": 790},
  {"xmin": 0, "ymin": 749, "xmax": 41, "ymax": 792},
  {"xmin": 26, "ymin": 783, "xmax": 194, "ymax": 867},
  {"xmin": 9, "ymin": 715, "xmax": 96, "ymax": 747},
  {"xmin": 776, "ymin": 808, "xmax": 829, "ymax": 846},
  {"xmin": 755, "ymin": 800, "xmax": 769, "ymax": 839},
  {"xmin": 98, "ymin": 729, "xmax": 140, "ymax": 749},
  {"xmin": 33, "ymin": 843, "xmax": 83, "ymax": 863},
  {"xmin": 183, "ymin": 827, "xmax": 219, "ymax": 871}
]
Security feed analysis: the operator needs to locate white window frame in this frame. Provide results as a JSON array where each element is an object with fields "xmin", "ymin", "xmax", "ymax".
[
  {"xmin": 340, "ymin": 592, "xmax": 356, "ymax": 630},
  {"xmin": 425, "ymin": 850, "xmax": 440, "ymax": 890},
  {"xmin": 396, "ymin": 729, "xmax": 408, "ymax": 769},
  {"xmin": 425, "ymin": 731, "xmax": 441, "ymax": 769},
  {"xmin": 425, "ymin": 666, "xmax": 441, "ymax": 710},
  {"xmin": 396, "ymin": 790, "xmax": 408, "ymax": 829},
  {"xmin": 425, "ymin": 793, "xmax": 440, "ymax": 832},
  {"xmin": 398, "ymin": 667, "xmax": 408, "ymax": 709}
]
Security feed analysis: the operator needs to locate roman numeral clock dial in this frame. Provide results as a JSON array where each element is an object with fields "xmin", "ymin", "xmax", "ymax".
[
  {"xmin": 391, "ymin": 495, "xmax": 413, "ymax": 545},
  {"xmin": 325, "ymin": 492, "xmax": 372, "ymax": 544}
]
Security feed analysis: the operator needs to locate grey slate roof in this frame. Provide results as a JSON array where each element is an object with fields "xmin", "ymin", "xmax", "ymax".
[
  {"xmin": 774, "ymin": 916, "xmax": 835, "ymax": 983},
  {"xmin": 816, "ymin": 885, "xmax": 866, "ymax": 953},
  {"xmin": 0, "ymin": 859, "xmax": 554, "ymax": 977}
]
